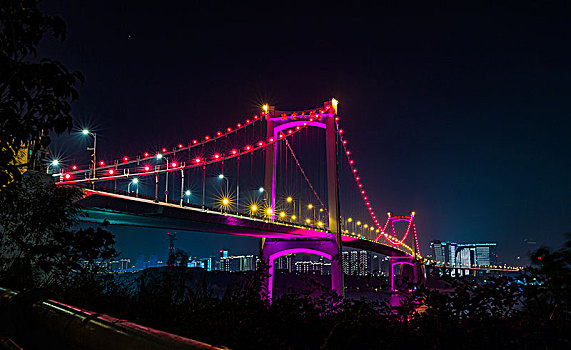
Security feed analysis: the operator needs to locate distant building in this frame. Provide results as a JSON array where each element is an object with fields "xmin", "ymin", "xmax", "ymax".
[
  {"xmin": 188, "ymin": 257, "xmax": 215, "ymax": 271},
  {"xmin": 220, "ymin": 254, "xmax": 256, "ymax": 272},
  {"xmin": 110, "ymin": 258, "xmax": 131, "ymax": 271},
  {"xmin": 135, "ymin": 253, "xmax": 146, "ymax": 270},
  {"xmin": 343, "ymin": 250, "xmax": 371, "ymax": 276},
  {"xmin": 430, "ymin": 240, "xmax": 497, "ymax": 267},
  {"xmin": 149, "ymin": 254, "xmax": 159, "ymax": 268},
  {"xmin": 275, "ymin": 255, "xmax": 294, "ymax": 272}
]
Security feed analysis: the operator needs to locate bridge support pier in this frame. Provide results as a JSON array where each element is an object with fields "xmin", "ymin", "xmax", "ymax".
[
  {"xmin": 388, "ymin": 256, "xmax": 425, "ymax": 292},
  {"xmin": 262, "ymin": 239, "xmax": 343, "ymax": 299}
]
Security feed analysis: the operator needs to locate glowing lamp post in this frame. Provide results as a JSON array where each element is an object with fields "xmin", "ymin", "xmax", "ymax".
[
  {"xmin": 219, "ymin": 174, "xmax": 229, "ymax": 193},
  {"xmin": 128, "ymin": 178, "xmax": 139, "ymax": 196},
  {"xmin": 307, "ymin": 203, "xmax": 315, "ymax": 227},
  {"xmin": 81, "ymin": 129, "xmax": 97, "ymax": 184},
  {"xmin": 47, "ymin": 159, "xmax": 59, "ymax": 174},
  {"xmin": 286, "ymin": 196, "xmax": 296, "ymax": 223}
]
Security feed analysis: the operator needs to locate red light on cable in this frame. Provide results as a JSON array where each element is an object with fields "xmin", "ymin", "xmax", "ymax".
[
  {"xmin": 171, "ymin": 162, "xmax": 178, "ymax": 168},
  {"xmin": 71, "ymin": 165, "xmax": 77, "ymax": 170},
  {"xmin": 258, "ymin": 141, "xmax": 263, "ymax": 146},
  {"xmin": 217, "ymin": 131, "xmax": 221, "ymax": 136},
  {"xmin": 108, "ymin": 169, "xmax": 115, "ymax": 175},
  {"xmin": 205, "ymin": 136, "xmax": 210, "ymax": 140},
  {"xmin": 237, "ymin": 123, "xmax": 242, "ymax": 127},
  {"xmin": 245, "ymin": 145, "xmax": 251, "ymax": 151},
  {"xmin": 64, "ymin": 173, "xmax": 71, "ymax": 180},
  {"xmin": 144, "ymin": 152, "xmax": 149, "ymax": 157},
  {"xmin": 99, "ymin": 161, "xmax": 105, "ymax": 166},
  {"xmin": 123, "ymin": 156, "xmax": 129, "ymax": 161},
  {"xmin": 178, "ymin": 144, "xmax": 183, "ymax": 148},
  {"xmin": 227, "ymin": 128, "xmax": 232, "ymax": 132},
  {"xmin": 162, "ymin": 148, "xmax": 167, "ymax": 153},
  {"xmin": 214, "ymin": 154, "xmax": 220, "ymax": 159},
  {"xmin": 231, "ymin": 149, "xmax": 237, "ymax": 155},
  {"xmin": 353, "ymin": 169, "xmax": 357, "ymax": 173},
  {"xmin": 192, "ymin": 140, "xmax": 197, "ymax": 144},
  {"xmin": 144, "ymin": 165, "xmax": 151, "ymax": 171},
  {"xmin": 194, "ymin": 157, "xmax": 201, "ymax": 163},
  {"xmin": 246, "ymin": 119, "xmax": 250, "ymax": 123}
]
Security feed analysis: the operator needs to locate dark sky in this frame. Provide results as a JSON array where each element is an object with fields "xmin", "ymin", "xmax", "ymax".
[{"xmin": 42, "ymin": 1, "xmax": 570, "ymax": 265}]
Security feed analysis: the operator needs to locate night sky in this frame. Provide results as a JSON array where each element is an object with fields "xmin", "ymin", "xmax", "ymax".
[{"xmin": 41, "ymin": 1, "xmax": 570, "ymax": 265}]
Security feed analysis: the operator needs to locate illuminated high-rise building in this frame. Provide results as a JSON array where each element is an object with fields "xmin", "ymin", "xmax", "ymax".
[
  {"xmin": 342, "ymin": 250, "xmax": 371, "ymax": 276},
  {"xmin": 431, "ymin": 240, "xmax": 497, "ymax": 267}
]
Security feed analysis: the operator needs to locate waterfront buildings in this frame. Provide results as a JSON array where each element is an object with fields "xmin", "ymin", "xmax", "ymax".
[{"xmin": 430, "ymin": 240, "xmax": 498, "ymax": 267}]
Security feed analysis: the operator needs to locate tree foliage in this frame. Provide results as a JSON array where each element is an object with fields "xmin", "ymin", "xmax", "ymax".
[
  {"xmin": 0, "ymin": 0, "xmax": 83, "ymax": 188},
  {"xmin": 0, "ymin": 171, "xmax": 117, "ymax": 288}
]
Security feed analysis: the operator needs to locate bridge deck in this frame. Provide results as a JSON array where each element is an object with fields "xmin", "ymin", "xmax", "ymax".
[{"xmin": 78, "ymin": 190, "xmax": 410, "ymax": 257}]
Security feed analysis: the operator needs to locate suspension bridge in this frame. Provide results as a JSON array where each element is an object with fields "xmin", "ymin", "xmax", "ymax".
[{"xmin": 54, "ymin": 99, "xmax": 424, "ymax": 296}]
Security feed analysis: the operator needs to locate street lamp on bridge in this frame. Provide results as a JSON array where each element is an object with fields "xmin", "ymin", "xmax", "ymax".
[
  {"xmin": 128, "ymin": 178, "xmax": 139, "ymax": 196},
  {"xmin": 81, "ymin": 129, "xmax": 97, "ymax": 183}
]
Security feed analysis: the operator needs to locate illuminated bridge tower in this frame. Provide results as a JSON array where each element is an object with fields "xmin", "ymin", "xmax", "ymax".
[{"xmin": 261, "ymin": 100, "xmax": 344, "ymax": 298}]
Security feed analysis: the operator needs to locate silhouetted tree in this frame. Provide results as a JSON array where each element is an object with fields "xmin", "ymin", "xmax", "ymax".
[
  {"xmin": 0, "ymin": 0, "xmax": 83, "ymax": 188},
  {"xmin": 0, "ymin": 171, "xmax": 117, "ymax": 288}
]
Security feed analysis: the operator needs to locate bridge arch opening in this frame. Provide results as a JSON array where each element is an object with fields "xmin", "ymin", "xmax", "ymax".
[{"xmin": 267, "ymin": 248, "xmax": 332, "ymax": 299}]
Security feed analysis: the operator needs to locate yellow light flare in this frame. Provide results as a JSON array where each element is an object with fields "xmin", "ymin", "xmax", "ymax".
[
  {"xmin": 347, "ymin": 217, "xmax": 353, "ymax": 222},
  {"xmin": 286, "ymin": 196, "xmax": 293, "ymax": 203},
  {"xmin": 307, "ymin": 204, "xmax": 313, "ymax": 209},
  {"xmin": 262, "ymin": 104, "xmax": 269, "ymax": 113},
  {"xmin": 317, "ymin": 221, "xmax": 323, "ymax": 227},
  {"xmin": 250, "ymin": 204, "xmax": 258, "ymax": 212},
  {"xmin": 356, "ymin": 221, "xmax": 361, "ymax": 226},
  {"xmin": 222, "ymin": 197, "xmax": 230, "ymax": 206},
  {"xmin": 279, "ymin": 211, "xmax": 286, "ymax": 218},
  {"xmin": 306, "ymin": 218, "xmax": 311, "ymax": 224},
  {"xmin": 291, "ymin": 215, "xmax": 297, "ymax": 220}
]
